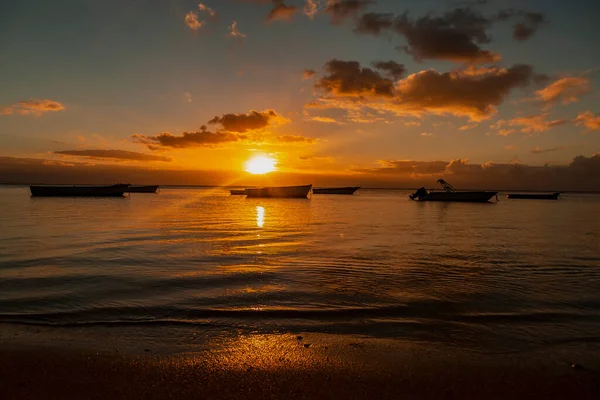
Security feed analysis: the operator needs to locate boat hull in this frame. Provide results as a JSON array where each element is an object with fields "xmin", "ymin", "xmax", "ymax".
[
  {"xmin": 313, "ymin": 186, "xmax": 360, "ymax": 195},
  {"xmin": 414, "ymin": 191, "xmax": 498, "ymax": 203},
  {"xmin": 230, "ymin": 189, "xmax": 246, "ymax": 195},
  {"xmin": 245, "ymin": 185, "xmax": 312, "ymax": 198},
  {"xmin": 506, "ymin": 193, "xmax": 559, "ymax": 200},
  {"xmin": 30, "ymin": 184, "xmax": 130, "ymax": 197},
  {"xmin": 126, "ymin": 185, "xmax": 159, "ymax": 193}
]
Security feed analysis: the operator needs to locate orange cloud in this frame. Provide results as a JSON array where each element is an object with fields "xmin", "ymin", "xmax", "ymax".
[
  {"xmin": 308, "ymin": 116, "xmax": 342, "ymax": 124},
  {"xmin": 573, "ymin": 111, "xmax": 600, "ymax": 131},
  {"xmin": 185, "ymin": 11, "xmax": 204, "ymax": 30},
  {"xmin": 227, "ymin": 20, "xmax": 246, "ymax": 38},
  {"xmin": 493, "ymin": 114, "xmax": 567, "ymax": 134},
  {"xmin": 535, "ymin": 77, "xmax": 591, "ymax": 105},
  {"xmin": 266, "ymin": 1, "xmax": 298, "ymax": 22},
  {"xmin": 531, "ymin": 146, "xmax": 564, "ymax": 154},
  {"xmin": 325, "ymin": 0, "xmax": 375, "ymax": 24},
  {"xmin": 1, "ymin": 99, "xmax": 65, "ymax": 116},
  {"xmin": 304, "ymin": 0, "xmax": 318, "ymax": 19},
  {"xmin": 302, "ymin": 69, "xmax": 316, "ymax": 80},
  {"xmin": 273, "ymin": 135, "xmax": 317, "ymax": 144}
]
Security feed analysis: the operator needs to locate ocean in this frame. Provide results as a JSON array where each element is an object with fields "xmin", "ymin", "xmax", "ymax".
[{"xmin": 1, "ymin": 185, "xmax": 599, "ymax": 354}]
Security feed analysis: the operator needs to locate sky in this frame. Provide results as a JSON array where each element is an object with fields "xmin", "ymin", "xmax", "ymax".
[{"xmin": 1, "ymin": 0, "xmax": 600, "ymax": 189}]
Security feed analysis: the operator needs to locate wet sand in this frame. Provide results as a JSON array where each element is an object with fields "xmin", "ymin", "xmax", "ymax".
[{"xmin": 1, "ymin": 325, "xmax": 599, "ymax": 399}]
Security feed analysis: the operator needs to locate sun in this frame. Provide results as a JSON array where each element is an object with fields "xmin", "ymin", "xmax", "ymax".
[{"xmin": 245, "ymin": 155, "xmax": 276, "ymax": 174}]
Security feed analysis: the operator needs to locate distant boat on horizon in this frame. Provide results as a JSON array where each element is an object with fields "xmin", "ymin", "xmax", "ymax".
[
  {"xmin": 313, "ymin": 186, "xmax": 360, "ymax": 195},
  {"xmin": 30, "ymin": 184, "xmax": 130, "ymax": 197},
  {"xmin": 245, "ymin": 184, "xmax": 312, "ymax": 198},
  {"xmin": 230, "ymin": 189, "xmax": 246, "ymax": 195},
  {"xmin": 410, "ymin": 179, "xmax": 497, "ymax": 203},
  {"xmin": 506, "ymin": 192, "xmax": 560, "ymax": 200},
  {"xmin": 126, "ymin": 185, "xmax": 159, "ymax": 193}
]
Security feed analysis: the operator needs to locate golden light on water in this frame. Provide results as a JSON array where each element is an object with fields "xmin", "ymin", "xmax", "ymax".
[
  {"xmin": 245, "ymin": 155, "xmax": 276, "ymax": 174},
  {"xmin": 256, "ymin": 206, "xmax": 265, "ymax": 228}
]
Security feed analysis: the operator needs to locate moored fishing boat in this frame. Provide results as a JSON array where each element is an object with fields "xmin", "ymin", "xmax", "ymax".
[
  {"xmin": 230, "ymin": 189, "xmax": 246, "ymax": 195},
  {"xmin": 313, "ymin": 186, "xmax": 360, "ymax": 195},
  {"xmin": 245, "ymin": 184, "xmax": 312, "ymax": 198},
  {"xmin": 126, "ymin": 185, "xmax": 159, "ymax": 193},
  {"xmin": 410, "ymin": 179, "xmax": 497, "ymax": 203},
  {"xmin": 506, "ymin": 192, "xmax": 560, "ymax": 200},
  {"xmin": 30, "ymin": 184, "xmax": 130, "ymax": 197}
]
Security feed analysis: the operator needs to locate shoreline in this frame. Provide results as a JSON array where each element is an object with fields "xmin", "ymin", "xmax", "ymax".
[{"xmin": 1, "ymin": 324, "xmax": 599, "ymax": 399}]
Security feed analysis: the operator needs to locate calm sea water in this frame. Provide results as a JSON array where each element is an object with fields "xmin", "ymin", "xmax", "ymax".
[{"xmin": 1, "ymin": 186, "xmax": 599, "ymax": 352}]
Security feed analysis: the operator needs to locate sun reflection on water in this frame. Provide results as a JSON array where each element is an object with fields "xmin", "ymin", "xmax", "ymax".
[{"xmin": 256, "ymin": 206, "xmax": 265, "ymax": 228}]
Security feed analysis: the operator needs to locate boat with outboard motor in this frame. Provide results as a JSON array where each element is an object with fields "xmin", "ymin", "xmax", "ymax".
[{"xmin": 410, "ymin": 180, "xmax": 497, "ymax": 203}]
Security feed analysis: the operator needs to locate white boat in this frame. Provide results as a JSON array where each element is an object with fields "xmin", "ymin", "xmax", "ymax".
[
  {"xmin": 410, "ymin": 180, "xmax": 497, "ymax": 203},
  {"xmin": 245, "ymin": 184, "xmax": 312, "ymax": 198}
]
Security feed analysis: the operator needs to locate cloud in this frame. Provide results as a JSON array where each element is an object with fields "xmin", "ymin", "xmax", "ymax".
[
  {"xmin": 302, "ymin": 69, "xmax": 317, "ymax": 79},
  {"xmin": 227, "ymin": 20, "xmax": 246, "ymax": 38},
  {"xmin": 207, "ymin": 109, "xmax": 288, "ymax": 132},
  {"xmin": 325, "ymin": 0, "xmax": 375, "ymax": 24},
  {"xmin": 355, "ymin": 8, "xmax": 546, "ymax": 63},
  {"xmin": 404, "ymin": 121, "xmax": 421, "ymax": 127},
  {"xmin": 310, "ymin": 60, "xmax": 536, "ymax": 121},
  {"xmin": 531, "ymin": 146, "xmax": 564, "ymax": 154},
  {"xmin": 185, "ymin": 11, "xmax": 204, "ymax": 30},
  {"xmin": 304, "ymin": 0, "xmax": 318, "ymax": 19},
  {"xmin": 307, "ymin": 116, "xmax": 343, "ymax": 124},
  {"xmin": 266, "ymin": 1, "xmax": 298, "ymax": 22},
  {"xmin": 132, "ymin": 128, "xmax": 244, "ymax": 149},
  {"xmin": 493, "ymin": 114, "xmax": 567, "ymax": 134},
  {"xmin": 420, "ymin": 132, "xmax": 435, "ymax": 137},
  {"xmin": 184, "ymin": 92, "xmax": 192, "ymax": 103},
  {"xmin": 356, "ymin": 160, "xmax": 448, "ymax": 175},
  {"xmin": 198, "ymin": 3, "xmax": 216, "ymax": 17},
  {"xmin": 573, "ymin": 111, "xmax": 600, "ymax": 131},
  {"xmin": 510, "ymin": 12, "xmax": 546, "ymax": 40},
  {"xmin": 459, "ymin": 124, "xmax": 478, "ymax": 131},
  {"xmin": 314, "ymin": 59, "xmax": 395, "ymax": 97},
  {"xmin": 54, "ymin": 150, "xmax": 172, "ymax": 162},
  {"xmin": 273, "ymin": 134, "xmax": 317, "ymax": 144},
  {"xmin": 535, "ymin": 77, "xmax": 591, "ymax": 105},
  {"xmin": 1, "ymin": 99, "xmax": 65, "ymax": 116},
  {"xmin": 372, "ymin": 60, "xmax": 406, "ymax": 79}
]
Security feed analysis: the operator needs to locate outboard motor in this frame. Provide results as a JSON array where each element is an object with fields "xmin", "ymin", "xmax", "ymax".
[{"xmin": 410, "ymin": 187, "xmax": 428, "ymax": 200}]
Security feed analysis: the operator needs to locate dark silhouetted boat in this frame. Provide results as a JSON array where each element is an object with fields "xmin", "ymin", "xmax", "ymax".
[
  {"xmin": 506, "ymin": 192, "xmax": 560, "ymax": 200},
  {"xmin": 313, "ymin": 186, "xmax": 360, "ymax": 195},
  {"xmin": 30, "ymin": 184, "xmax": 130, "ymax": 197},
  {"xmin": 245, "ymin": 184, "xmax": 312, "ymax": 198},
  {"xmin": 230, "ymin": 189, "xmax": 246, "ymax": 195},
  {"xmin": 126, "ymin": 185, "xmax": 159, "ymax": 193},
  {"xmin": 410, "ymin": 179, "xmax": 497, "ymax": 203}
]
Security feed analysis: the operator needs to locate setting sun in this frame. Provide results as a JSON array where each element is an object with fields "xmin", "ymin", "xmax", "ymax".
[{"xmin": 244, "ymin": 155, "xmax": 276, "ymax": 174}]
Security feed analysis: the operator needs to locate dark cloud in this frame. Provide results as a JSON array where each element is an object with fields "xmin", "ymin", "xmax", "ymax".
[
  {"xmin": 208, "ymin": 109, "xmax": 285, "ymax": 132},
  {"xmin": 266, "ymin": 1, "xmax": 298, "ymax": 23},
  {"xmin": 354, "ymin": 7, "xmax": 546, "ymax": 63},
  {"xmin": 310, "ymin": 60, "xmax": 536, "ymax": 121},
  {"xmin": 355, "ymin": 13, "xmax": 394, "ymax": 35},
  {"xmin": 132, "ymin": 128, "xmax": 245, "ymax": 149},
  {"xmin": 352, "ymin": 154, "xmax": 600, "ymax": 191},
  {"xmin": 372, "ymin": 61, "xmax": 406, "ymax": 79},
  {"xmin": 314, "ymin": 59, "xmax": 395, "ymax": 97},
  {"xmin": 325, "ymin": 0, "xmax": 375, "ymax": 24},
  {"xmin": 54, "ymin": 150, "xmax": 172, "ymax": 162}
]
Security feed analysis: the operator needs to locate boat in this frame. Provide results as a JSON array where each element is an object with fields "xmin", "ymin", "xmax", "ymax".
[
  {"xmin": 245, "ymin": 184, "xmax": 312, "ymax": 198},
  {"xmin": 313, "ymin": 186, "xmax": 360, "ymax": 195},
  {"xmin": 30, "ymin": 184, "xmax": 130, "ymax": 197},
  {"xmin": 506, "ymin": 192, "xmax": 560, "ymax": 200},
  {"xmin": 230, "ymin": 189, "xmax": 246, "ymax": 195},
  {"xmin": 409, "ymin": 179, "xmax": 497, "ymax": 203},
  {"xmin": 126, "ymin": 185, "xmax": 159, "ymax": 193}
]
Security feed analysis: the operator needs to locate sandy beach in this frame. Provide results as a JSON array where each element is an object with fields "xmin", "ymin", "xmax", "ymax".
[{"xmin": 1, "ymin": 324, "xmax": 599, "ymax": 400}]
